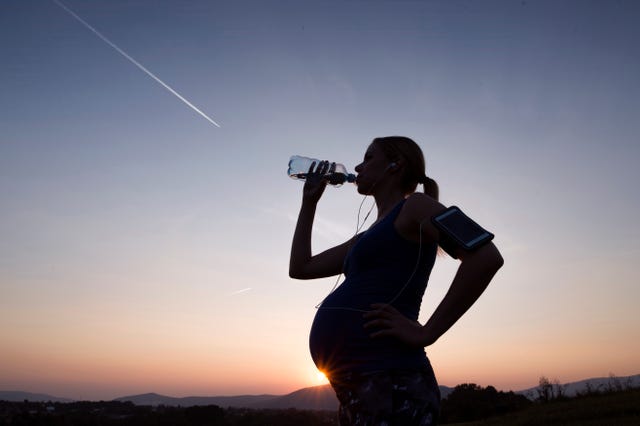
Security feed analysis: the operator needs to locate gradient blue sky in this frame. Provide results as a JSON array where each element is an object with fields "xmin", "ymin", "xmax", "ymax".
[{"xmin": 1, "ymin": 0, "xmax": 639, "ymax": 400}]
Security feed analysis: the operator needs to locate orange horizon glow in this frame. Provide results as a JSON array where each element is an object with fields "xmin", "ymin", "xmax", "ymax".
[{"xmin": 2, "ymin": 339, "xmax": 638, "ymax": 400}]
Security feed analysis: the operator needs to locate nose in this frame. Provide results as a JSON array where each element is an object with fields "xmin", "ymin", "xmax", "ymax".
[{"xmin": 355, "ymin": 162, "xmax": 363, "ymax": 173}]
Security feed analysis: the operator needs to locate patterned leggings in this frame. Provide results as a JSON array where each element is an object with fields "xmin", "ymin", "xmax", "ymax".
[{"xmin": 331, "ymin": 369, "xmax": 441, "ymax": 426}]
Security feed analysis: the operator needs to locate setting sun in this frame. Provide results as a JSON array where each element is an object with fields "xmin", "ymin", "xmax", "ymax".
[{"xmin": 315, "ymin": 370, "xmax": 329, "ymax": 385}]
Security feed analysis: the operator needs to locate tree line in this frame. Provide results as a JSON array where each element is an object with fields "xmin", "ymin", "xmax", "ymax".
[{"xmin": 0, "ymin": 400, "xmax": 336, "ymax": 426}]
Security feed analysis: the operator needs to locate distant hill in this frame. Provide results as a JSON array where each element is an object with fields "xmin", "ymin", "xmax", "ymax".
[
  {"xmin": 116, "ymin": 384, "xmax": 454, "ymax": 410},
  {"xmin": 0, "ymin": 391, "xmax": 73, "ymax": 403},
  {"xmin": 3, "ymin": 374, "xmax": 637, "ymax": 409},
  {"xmin": 517, "ymin": 374, "xmax": 640, "ymax": 399},
  {"xmin": 114, "ymin": 392, "xmax": 281, "ymax": 409},
  {"xmin": 248, "ymin": 384, "xmax": 338, "ymax": 410},
  {"xmin": 115, "ymin": 387, "xmax": 335, "ymax": 410}
]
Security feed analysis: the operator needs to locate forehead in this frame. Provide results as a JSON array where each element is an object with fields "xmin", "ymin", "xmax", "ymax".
[
  {"xmin": 365, "ymin": 142, "xmax": 384, "ymax": 157},
  {"xmin": 365, "ymin": 142, "xmax": 393, "ymax": 161}
]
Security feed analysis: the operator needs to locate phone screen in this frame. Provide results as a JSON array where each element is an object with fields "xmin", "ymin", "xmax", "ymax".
[{"xmin": 434, "ymin": 207, "xmax": 493, "ymax": 249}]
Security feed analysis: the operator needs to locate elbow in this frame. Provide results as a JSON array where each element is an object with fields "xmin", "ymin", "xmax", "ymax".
[
  {"xmin": 289, "ymin": 254, "xmax": 321, "ymax": 279},
  {"xmin": 289, "ymin": 265, "xmax": 307, "ymax": 280},
  {"xmin": 289, "ymin": 265, "xmax": 319, "ymax": 280},
  {"xmin": 289, "ymin": 257, "xmax": 301, "ymax": 279},
  {"xmin": 488, "ymin": 245, "xmax": 504, "ymax": 271},
  {"xmin": 494, "ymin": 251, "xmax": 505, "ymax": 271},
  {"xmin": 289, "ymin": 269, "xmax": 302, "ymax": 279}
]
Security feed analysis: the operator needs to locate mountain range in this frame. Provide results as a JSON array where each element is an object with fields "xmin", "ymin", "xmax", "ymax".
[
  {"xmin": 0, "ymin": 391, "xmax": 73, "ymax": 404},
  {"xmin": 2, "ymin": 374, "xmax": 638, "ymax": 411},
  {"xmin": 116, "ymin": 385, "xmax": 346, "ymax": 411}
]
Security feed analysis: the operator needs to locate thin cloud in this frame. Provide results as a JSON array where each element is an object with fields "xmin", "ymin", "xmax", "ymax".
[{"xmin": 228, "ymin": 287, "xmax": 252, "ymax": 296}]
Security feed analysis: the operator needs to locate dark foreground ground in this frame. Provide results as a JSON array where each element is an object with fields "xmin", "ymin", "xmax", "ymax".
[
  {"xmin": 451, "ymin": 388, "xmax": 640, "ymax": 426},
  {"xmin": 1, "ymin": 388, "xmax": 638, "ymax": 425}
]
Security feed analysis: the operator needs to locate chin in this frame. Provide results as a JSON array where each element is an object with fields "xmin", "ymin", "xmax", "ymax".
[{"xmin": 356, "ymin": 183, "xmax": 372, "ymax": 195}]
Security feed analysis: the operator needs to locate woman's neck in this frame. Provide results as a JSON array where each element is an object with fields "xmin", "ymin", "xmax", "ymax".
[{"xmin": 374, "ymin": 190, "xmax": 406, "ymax": 221}]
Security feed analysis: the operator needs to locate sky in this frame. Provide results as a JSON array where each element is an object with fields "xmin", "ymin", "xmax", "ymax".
[{"xmin": 1, "ymin": 0, "xmax": 639, "ymax": 401}]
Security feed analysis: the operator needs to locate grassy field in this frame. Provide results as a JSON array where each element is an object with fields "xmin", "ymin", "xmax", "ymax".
[{"xmin": 448, "ymin": 388, "xmax": 640, "ymax": 426}]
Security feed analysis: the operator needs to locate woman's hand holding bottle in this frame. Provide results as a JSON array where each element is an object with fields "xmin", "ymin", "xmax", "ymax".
[{"xmin": 303, "ymin": 160, "xmax": 335, "ymax": 204}]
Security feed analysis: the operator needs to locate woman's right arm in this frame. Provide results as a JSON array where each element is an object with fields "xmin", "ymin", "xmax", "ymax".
[{"xmin": 289, "ymin": 161, "xmax": 353, "ymax": 280}]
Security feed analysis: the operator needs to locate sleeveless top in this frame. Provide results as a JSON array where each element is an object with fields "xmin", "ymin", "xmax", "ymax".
[{"xmin": 309, "ymin": 199, "xmax": 438, "ymax": 381}]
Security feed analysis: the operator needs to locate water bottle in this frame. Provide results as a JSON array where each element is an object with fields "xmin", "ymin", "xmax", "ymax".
[{"xmin": 288, "ymin": 155, "xmax": 356, "ymax": 187}]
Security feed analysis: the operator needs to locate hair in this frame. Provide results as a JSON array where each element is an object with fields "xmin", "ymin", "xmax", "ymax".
[{"xmin": 372, "ymin": 136, "xmax": 439, "ymax": 201}]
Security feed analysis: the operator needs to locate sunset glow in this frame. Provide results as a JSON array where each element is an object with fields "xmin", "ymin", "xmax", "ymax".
[{"xmin": 315, "ymin": 370, "xmax": 329, "ymax": 385}]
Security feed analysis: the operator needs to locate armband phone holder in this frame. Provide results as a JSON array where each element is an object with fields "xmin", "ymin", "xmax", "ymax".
[{"xmin": 432, "ymin": 206, "xmax": 494, "ymax": 259}]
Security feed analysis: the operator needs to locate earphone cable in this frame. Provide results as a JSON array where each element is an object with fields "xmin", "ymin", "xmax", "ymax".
[{"xmin": 315, "ymin": 201, "xmax": 425, "ymax": 313}]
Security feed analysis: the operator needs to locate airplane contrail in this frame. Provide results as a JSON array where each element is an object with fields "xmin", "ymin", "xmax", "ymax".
[
  {"xmin": 52, "ymin": 0, "xmax": 220, "ymax": 127},
  {"xmin": 229, "ymin": 287, "xmax": 252, "ymax": 296}
]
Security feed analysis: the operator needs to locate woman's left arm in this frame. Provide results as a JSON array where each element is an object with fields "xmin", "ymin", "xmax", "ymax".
[
  {"xmin": 363, "ymin": 194, "xmax": 504, "ymax": 347},
  {"xmin": 419, "ymin": 242, "xmax": 503, "ymax": 346}
]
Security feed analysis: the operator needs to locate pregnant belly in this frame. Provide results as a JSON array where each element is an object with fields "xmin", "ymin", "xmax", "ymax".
[
  {"xmin": 309, "ymin": 307, "xmax": 359, "ymax": 377},
  {"xmin": 309, "ymin": 304, "xmax": 376, "ymax": 377}
]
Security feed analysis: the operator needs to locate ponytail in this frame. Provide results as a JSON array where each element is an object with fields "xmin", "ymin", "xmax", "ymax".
[{"xmin": 422, "ymin": 176, "xmax": 439, "ymax": 201}]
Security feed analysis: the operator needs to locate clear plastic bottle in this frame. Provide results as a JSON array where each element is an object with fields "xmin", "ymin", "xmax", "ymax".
[{"xmin": 288, "ymin": 155, "xmax": 356, "ymax": 187}]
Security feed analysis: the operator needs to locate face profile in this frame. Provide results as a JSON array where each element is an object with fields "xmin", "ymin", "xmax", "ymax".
[{"xmin": 354, "ymin": 143, "xmax": 394, "ymax": 195}]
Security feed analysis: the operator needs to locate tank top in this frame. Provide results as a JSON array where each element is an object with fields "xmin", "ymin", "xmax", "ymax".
[{"xmin": 309, "ymin": 199, "xmax": 438, "ymax": 381}]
